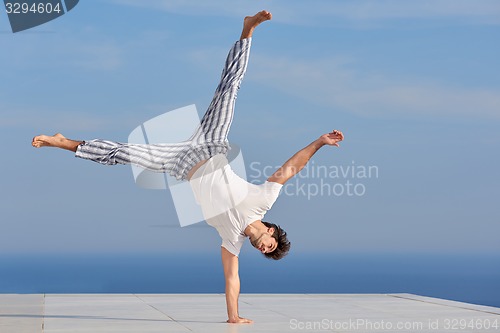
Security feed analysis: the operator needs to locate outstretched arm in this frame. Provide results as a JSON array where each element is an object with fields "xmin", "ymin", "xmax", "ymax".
[
  {"xmin": 267, "ymin": 130, "xmax": 344, "ymax": 185},
  {"xmin": 221, "ymin": 247, "xmax": 253, "ymax": 324}
]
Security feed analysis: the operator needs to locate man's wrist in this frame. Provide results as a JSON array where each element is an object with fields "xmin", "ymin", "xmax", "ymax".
[{"xmin": 314, "ymin": 138, "xmax": 326, "ymax": 149}]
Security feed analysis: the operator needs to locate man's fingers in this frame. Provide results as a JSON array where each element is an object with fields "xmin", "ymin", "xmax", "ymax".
[
  {"xmin": 328, "ymin": 134, "xmax": 343, "ymax": 140},
  {"xmin": 331, "ymin": 130, "xmax": 344, "ymax": 141}
]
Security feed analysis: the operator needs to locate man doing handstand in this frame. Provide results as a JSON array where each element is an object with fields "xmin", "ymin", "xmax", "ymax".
[{"xmin": 32, "ymin": 10, "xmax": 344, "ymax": 324}]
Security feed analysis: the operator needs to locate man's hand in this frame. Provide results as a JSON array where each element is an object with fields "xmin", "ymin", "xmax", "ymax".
[
  {"xmin": 227, "ymin": 317, "xmax": 253, "ymax": 324},
  {"xmin": 319, "ymin": 129, "xmax": 344, "ymax": 147}
]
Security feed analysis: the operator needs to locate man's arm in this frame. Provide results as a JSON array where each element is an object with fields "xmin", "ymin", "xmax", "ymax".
[
  {"xmin": 221, "ymin": 247, "xmax": 253, "ymax": 324},
  {"xmin": 267, "ymin": 130, "xmax": 344, "ymax": 185}
]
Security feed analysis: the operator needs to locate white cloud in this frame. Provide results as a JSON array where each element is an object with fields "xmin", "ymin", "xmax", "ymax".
[
  {"xmin": 107, "ymin": 0, "xmax": 500, "ymax": 26},
  {"xmin": 1, "ymin": 31, "xmax": 124, "ymax": 71},
  {"xmin": 1, "ymin": 108, "xmax": 114, "ymax": 131},
  {"xmin": 303, "ymin": 0, "xmax": 500, "ymax": 22},
  {"xmin": 246, "ymin": 54, "xmax": 500, "ymax": 119},
  {"xmin": 70, "ymin": 42, "xmax": 123, "ymax": 71},
  {"xmin": 0, "ymin": 98, "xmax": 146, "ymax": 131}
]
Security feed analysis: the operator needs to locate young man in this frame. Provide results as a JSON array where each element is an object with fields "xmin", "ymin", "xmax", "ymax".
[{"xmin": 32, "ymin": 10, "xmax": 344, "ymax": 323}]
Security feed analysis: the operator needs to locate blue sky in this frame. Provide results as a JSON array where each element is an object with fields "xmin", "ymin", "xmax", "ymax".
[{"xmin": 1, "ymin": 0, "xmax": 499, "ymax": 256}]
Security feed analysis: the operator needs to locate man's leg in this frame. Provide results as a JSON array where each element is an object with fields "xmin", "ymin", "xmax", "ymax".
[
  {"xmin": 33, "ymin": 133, "xmax": 191, "ymax": 176},
  {"xmin": 190, "ymin": 10, "xmax": 272, "ymax": 148},
  {"xmin": 32, "ymin": 11, "xmax": 272, "ymax": 180}
]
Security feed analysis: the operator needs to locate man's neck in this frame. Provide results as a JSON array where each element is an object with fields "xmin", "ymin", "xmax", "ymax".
[{"xmin": 244, "ymin": 220, "xmax": 265, "ymax": 238}]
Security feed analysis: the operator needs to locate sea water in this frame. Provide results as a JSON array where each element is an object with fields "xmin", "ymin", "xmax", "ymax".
[{"xmin": 0, "ymin": 252, "xmax": 498, "ymax": 308}]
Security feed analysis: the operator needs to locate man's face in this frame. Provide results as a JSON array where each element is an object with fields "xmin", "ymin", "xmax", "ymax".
[{"xmin": 250, "ymin": 228, "xmax": 277, "ymax": 254}]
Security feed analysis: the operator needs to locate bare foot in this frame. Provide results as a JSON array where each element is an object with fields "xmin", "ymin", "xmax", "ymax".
[
  {"xmin": 241, "ymin": 10, "xmax": 272, "ymax": 39},
  {"xmin": 32, "ymin": 133, "xmax": 66, "ymax": 148},
  {"xmin": 244, "ymin": 10, "xmax": 272, "ymax": 29}
]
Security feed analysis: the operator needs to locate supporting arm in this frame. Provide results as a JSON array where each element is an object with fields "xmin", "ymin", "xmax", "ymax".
[{"xmin": 221, "ymin": 247, "xmax": 253, "ymax": 324}]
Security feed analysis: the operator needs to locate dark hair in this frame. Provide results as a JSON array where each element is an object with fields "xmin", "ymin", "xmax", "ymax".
[{"xmin": 262, "ymin": 221, "xmax": 290, "ymax": 260}]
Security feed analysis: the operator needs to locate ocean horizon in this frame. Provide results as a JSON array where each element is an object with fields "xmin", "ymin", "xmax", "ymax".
[{"xmin": 1, "ymin": 252, "xmax": 498, "ymax": 308}]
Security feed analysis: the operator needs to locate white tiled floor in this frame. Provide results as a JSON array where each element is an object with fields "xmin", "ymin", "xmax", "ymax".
[{"xmin": 0, "ymin": 294, "xmax": 498, "ymax": 333}]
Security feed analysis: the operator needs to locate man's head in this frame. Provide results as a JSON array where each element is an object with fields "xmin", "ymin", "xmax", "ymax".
[{"xmin": 250, "ymin": 221, "xmax": 290, "ymax": 260}]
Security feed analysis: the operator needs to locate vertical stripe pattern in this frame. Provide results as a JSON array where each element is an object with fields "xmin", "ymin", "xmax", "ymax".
[{"xmin": 75, "ymin": 38, "xmax": 252, "ymax": 181}]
